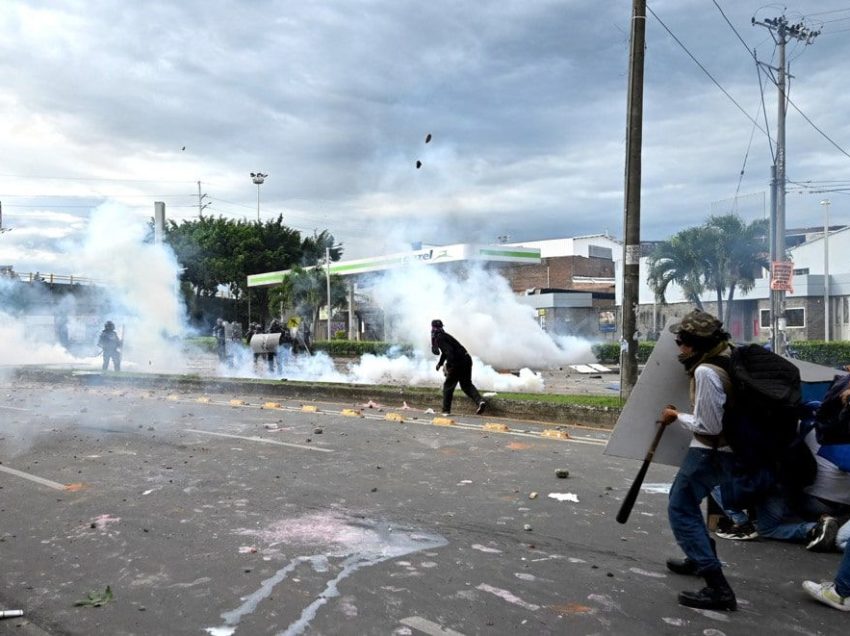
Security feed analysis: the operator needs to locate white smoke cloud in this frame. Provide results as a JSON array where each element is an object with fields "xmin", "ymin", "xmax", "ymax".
[
  {"xmin": 66, "ymin": 204, "xmax": 188, "ymax": 372},
  {"xmin": 2, "ymin": 206, "xmax": 595, "ymax": 395},
  {"xmin": 367, "ymin": 262, "xmax": 593, "ymax": 369}
]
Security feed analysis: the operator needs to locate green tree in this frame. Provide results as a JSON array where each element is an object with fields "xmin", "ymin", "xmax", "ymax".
[
  {"xmin": 164, "ymin": 214, "xmax": 312, "ymax": 325},
  {"xmin": 300, "ymin": 229, "xmax": 342, "ymax": 265},
  {"xmin": 646, "ymin": 227, "xmax": 711, "ymax": 310},
  {"xmin": 704, "ymin": 215, "xmax": 769, "ymax": 326},
  {"xmin": 276, "ymin": 266, "xmax": 347, "ymax": 338},
  {"xmin": 647, "ymin": 215, "xmax": 769, "ymax": 326}
]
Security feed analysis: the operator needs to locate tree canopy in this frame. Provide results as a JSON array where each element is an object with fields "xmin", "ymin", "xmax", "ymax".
[
  {"xmin": 162, "ymin": 215, "xmax": 342, "ymax": 326},
  {"xmin": 647, "ymin": 214, "xmax": 769, "ymax": 327}
]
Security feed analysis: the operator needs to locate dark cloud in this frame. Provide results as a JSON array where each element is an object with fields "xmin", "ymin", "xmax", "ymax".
[{"xmin": 0, "ymin": 0, "xmax": 847, "ymax": 274}]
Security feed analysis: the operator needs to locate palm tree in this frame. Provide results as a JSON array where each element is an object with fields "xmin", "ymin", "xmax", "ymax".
[
  {"xmin": 647, "ymin": 215, "xmax": 769, "ymax": 327},
  {"xmin": 704, "ymin": 215, "xmax": 769, "ymax": 327},
  {"xmin": 646, "ymin": 227, "xmax": 712, "ymax": 310}
]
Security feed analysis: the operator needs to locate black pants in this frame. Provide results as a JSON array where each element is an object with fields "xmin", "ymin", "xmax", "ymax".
[{"xmin": 442, "ymin": 356, "xmax": 483, "ymax": 413}]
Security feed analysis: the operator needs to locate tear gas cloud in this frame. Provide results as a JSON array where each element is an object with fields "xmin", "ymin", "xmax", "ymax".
[
  {"xmin": 2, "ymin": 205, "xmax": 596, "ymax": 393},
  {"xmin": 0, "ymin": 204, "xmax": 188, "ymax": 373},
  {"xmin": 219, "ymin": 261, "xmax": 594, "ymax": 393}
]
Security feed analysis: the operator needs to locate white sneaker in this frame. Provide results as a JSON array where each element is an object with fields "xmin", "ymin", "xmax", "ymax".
[{"xmin": 802, "ymin": 581, "xmax": 850, "ymax": 612}]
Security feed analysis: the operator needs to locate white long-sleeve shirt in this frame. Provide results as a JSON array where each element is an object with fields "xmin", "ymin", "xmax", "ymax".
[{"xmin": 674, "ymin": 364, "xmax": 733, "ymax": 451}]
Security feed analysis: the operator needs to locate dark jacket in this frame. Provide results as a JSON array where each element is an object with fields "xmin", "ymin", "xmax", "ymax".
[
  {"xmin": 98, "ymin": 329, "xmax": 121, "ymax": 352},
  {"xmin": 432, "ymin": 330, "xmax": 470, "ymax": 369}
]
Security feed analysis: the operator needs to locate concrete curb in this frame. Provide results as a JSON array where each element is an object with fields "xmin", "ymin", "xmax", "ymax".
[{"xmin": 9, "ymin": 367, "xmax": 620, "ymax": 429}]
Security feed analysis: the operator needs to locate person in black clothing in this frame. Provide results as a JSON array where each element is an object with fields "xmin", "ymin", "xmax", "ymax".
[
  {"xmin": 431, "ymin": 319, "xmax": 486, "ymax": 416},
  {"xmin": 212, "ymin": 318, "xmax": 226, "ymax": 362},
  {"xmin": 97, "ymin": 320, "xmax": 122, "ymax": 371},
  {"xmin": 267, "ymin": 319, "xmax": 284, "ymax": 373}
]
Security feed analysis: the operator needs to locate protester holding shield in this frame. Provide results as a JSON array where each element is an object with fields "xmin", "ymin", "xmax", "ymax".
[{"xmin": 660, "ymin": 310, "xmax": 738, "ymax": 611}]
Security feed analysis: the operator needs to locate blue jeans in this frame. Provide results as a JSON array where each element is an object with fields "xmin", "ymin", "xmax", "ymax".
[
  {"xmin": 669, "ymin": 448, "xmax": 735, "ymax": 574},
  {"xmin": 837, "ymin": 537, "xmax": 850, "ymax": 597},
  {"xmin": 710, "ymin": 486, "xmax": 749, "ymax": 525},
  {"xmin": 754, "ymin": 493, "xmax": 816, "ymax": 542}
]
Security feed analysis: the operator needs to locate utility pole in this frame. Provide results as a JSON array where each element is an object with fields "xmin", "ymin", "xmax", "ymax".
[
  {"xmin": 620, "ymin": 0, "xmax": 646, "ymax": 402},
  {"xmin": 753, "ymin": 14, "xmax": 819, "ymax": 354},
  {"xmin": 821, "ymin": 199, "xmax": 831, "ymax": 341},
  {"xmin": 154, "ymin": 201, "xmax": 166, "ymax": 245},
  {"xmin": 326, "ymin": 246, "xmax": 332, "ymax": 340},
  {"xmin": 197, "ymin": 181, "xmax": 209, "ymax": 217}
]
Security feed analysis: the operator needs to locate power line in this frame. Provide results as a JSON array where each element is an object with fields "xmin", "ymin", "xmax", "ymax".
[
  {"xmin": 0, "ymin": 193, "xmax": 195, "ymax": 198},
  {"xmin": 0, "ymin": 172, "xmax": 196, "ymax": 184},
  {"xmin": 646, "ymin": 5, "xmax": 772, "ymax": 139},
  {"xmin": 712, "ymin": 0, "xmax": 757, "ymax": 61},
  {"xmin": 785, "ymin": 93, "xmax": 850, "ymax": 160},
  {"xmin": 808, "ymin": 7, "xmax": 850, "ymax": 18}
]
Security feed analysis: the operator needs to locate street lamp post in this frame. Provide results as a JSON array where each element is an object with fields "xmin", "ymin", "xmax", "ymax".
[
  {"xmin": 325, "ymin": 244, "xmax": 343, "ymax": 340},
  {"xmin": 250, "ymin": 172, "xmax": 267, "ymax": 222},
  {"xmin": 821, "ymin": 199, "xmax": 831, "ymax": 341}
]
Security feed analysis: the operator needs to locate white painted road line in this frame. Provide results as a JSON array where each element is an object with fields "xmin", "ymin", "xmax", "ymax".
[
  {"xmin": 184, "ymin": 429, "xmax": 334, "ymax": 453},
  {"xmin": 400, "ymin": 616, "xmax": 467, "ymax": 636},
  {"xmin": 0, "ymin": 405, "xmax": 32, "ymax": 411},
  {"xmin": 0, "ymin": 465, "xmax": 66, "ymax": 491}
]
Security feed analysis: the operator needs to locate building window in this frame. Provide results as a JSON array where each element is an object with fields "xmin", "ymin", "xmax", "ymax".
[
  {"xmin": 786, "ymin": 308, "xmax": 805, "ymax": 328},
  {"xmin": 588, "ymin": 245, "xmax": 613, "ymax": 259},
  {"xmin": 761, "ymin": 307, "xmax": 805, "ymax": 328},
  {"xmin": 793, "ymin": 268, "xmax": 809, "ymax": 275}
]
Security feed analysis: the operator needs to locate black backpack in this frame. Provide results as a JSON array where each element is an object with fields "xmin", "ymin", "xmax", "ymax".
[{"xmin": 720, "ymin": 345, "xmax": 814, "ymax": 489}]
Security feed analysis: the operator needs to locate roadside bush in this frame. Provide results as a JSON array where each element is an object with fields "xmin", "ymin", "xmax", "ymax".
[
  {"xmin": 592, "ymin": 338, "xmax": 850, "ymax": 369},
  {"xmin": 791, "ymin": 340, "xmax": 850, "ymax": 368},
  {"xmin": 185, "ymin": 336, "xmax": 216, "ymax": 353},
  {"xmin": 311, "ymin": 340, "xmax": 415, "ymax": 357},
  {"xmin": 592, "ymin": 341, "xmax": 655, "ymax": 365}
]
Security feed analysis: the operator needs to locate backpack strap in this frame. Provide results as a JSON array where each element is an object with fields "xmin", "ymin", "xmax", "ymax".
[{"xmin": 693, "ymin": 363, "xmax": 732, "ymax": 448}]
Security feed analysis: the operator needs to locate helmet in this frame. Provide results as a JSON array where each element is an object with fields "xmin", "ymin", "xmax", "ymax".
[{"xmin": 104, "ymin": 321, "xmax": 115, "ymax": 330}]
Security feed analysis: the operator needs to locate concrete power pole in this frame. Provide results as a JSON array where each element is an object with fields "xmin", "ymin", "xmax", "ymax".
[
  {"xmin": 620, "ymin": 0, "xmax": 646, "ymax": 402},
  {"xmin": 752, "ymin": 15, "xmax": 819, "ymax": 354},
  {"xmin": 154, "ymin": 202, "xmax": 166, "ymax": 245},
  {"xmin": 197, "ymin": 181, "xmax": 209, "ymax": 217}
]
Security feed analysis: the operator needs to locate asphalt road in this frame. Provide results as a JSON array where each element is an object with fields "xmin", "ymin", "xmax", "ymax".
[{"xmin": 0, "ymin": 378, "xmax": 846, "ymax": 635}]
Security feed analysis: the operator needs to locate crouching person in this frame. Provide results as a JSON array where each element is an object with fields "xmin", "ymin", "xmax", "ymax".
[{"xmin": 661, "ymin": 310, "xmax": 737, "ymax": 611}]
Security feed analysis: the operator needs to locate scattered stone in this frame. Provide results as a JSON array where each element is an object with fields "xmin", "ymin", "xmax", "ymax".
[
  {"xmin": 528, "ymin": 492, "xmax": 538, "ymax": 499},
  {"xmin": 523, "ymin": 524, "xmax": 532, "ymax": 532},
  {"xmin": 555, "ymin": 469, "xmax": 570, "ymax": 479},
  {"xmin": 371, "ymin": 487, "xmax": 378, "ymax": 493},
  {"xmin": 313, "ymin": 427, "xmax": 323, "ymax": 434}
]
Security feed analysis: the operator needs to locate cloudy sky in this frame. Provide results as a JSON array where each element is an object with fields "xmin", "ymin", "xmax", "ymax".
[{"xmin": 1, "ymin": 0, "xmax": 849, "ymax": 276}]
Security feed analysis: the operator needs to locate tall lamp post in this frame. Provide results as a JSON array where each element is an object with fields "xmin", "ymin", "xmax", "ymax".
[
  {"xmin": 250, "ymin": 172, "xmax": 267, "ymax": 222},
  {"xmin": 821, "ymin": 199, "xmax": 831, "ymax": 341},
  {"xmin": 325, "ymin": 244, "xmax": 343, "ymax": 340}
]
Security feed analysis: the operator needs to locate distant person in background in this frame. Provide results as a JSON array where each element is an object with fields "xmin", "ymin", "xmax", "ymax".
[
  {"xmin": 430, "ymin": 319, "xmax": 486, "ymax": 417},
  {"xmin": 245, "ymin": 322, "xmax": 263, "ymax": 368},
  {"xmin": 212, "ymin": 317, "xmax": 226, "ymax": 362},
  {"xmin": 97, "ymin": 320, "xmax": 122, "ymax": 371},
  {"xmin": 267, "ymin": 319, "xmax": 283, "ymax": 372}
]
